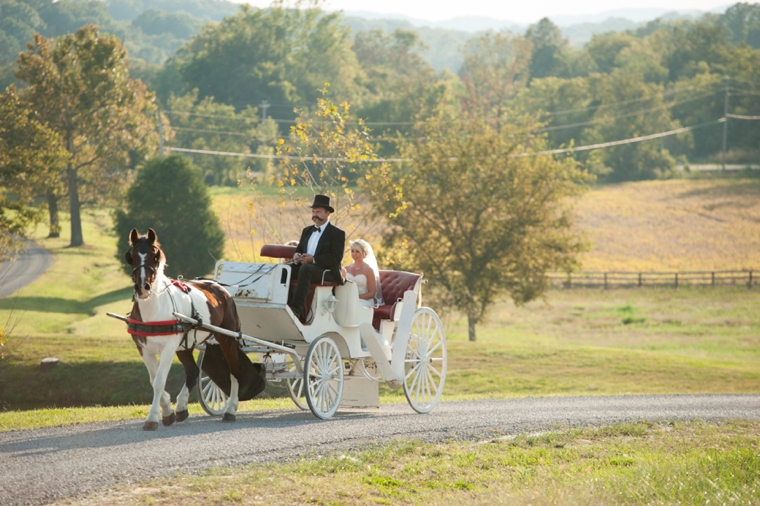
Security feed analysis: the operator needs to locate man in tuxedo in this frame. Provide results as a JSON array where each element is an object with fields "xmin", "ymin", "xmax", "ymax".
[{"xmin": 288, "ymin": 195, "xmax": 345, "ymax": 320}]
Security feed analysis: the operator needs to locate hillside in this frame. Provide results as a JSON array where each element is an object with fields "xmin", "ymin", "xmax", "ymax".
[
  {"xmin": 211, "ymin": 178, "xmax": 760, "ymax": 272},
  {"xmin": 575, "ymin": 178, "xmax": 760, "ymax": 272}
]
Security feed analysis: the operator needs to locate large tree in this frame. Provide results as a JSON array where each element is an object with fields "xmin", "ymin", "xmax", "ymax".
[
  {"xmin": 177, "ymin": 1, "xmax": 361, "ymax": 115},
  {"xmin": 0, "ymin": 85, "xmax": 66, "ymax": 260},
  {"xmin": 15, "ymin": 25, "xmax": 159, "ymax": 245},
  {"xmin": 365, "ymin": 105, "xmax": 589, "ymax": 342}
]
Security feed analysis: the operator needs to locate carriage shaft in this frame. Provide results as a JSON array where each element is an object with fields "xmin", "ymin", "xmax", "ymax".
[{"xmin": 172, "ymin": 311, "xmax": 304, "ymax": 374}]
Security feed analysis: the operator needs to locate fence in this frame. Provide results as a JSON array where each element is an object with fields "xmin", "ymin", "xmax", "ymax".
[{"xmin": 548, "ymin": 270, "xmax": 755, "ymax": 289}]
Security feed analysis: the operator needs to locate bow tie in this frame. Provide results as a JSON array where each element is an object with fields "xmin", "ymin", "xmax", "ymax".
[{"xmin": 314, "ymin": 226, "xmax": 321, "ymax": 233}]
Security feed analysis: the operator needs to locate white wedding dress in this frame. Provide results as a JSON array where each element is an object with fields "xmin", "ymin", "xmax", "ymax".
[{"xmin": 346, "ymin": 273, "xmax": 375, "ymax": 307}]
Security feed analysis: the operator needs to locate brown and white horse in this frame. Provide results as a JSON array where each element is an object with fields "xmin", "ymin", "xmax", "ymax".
[{"xmin": 125, "ymin": 228, "xmax": 243, "ymax": 431}]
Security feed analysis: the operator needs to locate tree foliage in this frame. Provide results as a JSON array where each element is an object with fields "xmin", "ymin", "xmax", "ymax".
[
  {"xmin": 114, "ymin": 155, "xmax": 225, "ymax": 278},
  {"xmin": 0, "ymin": 84, "xmax": 66, "ymax": 260},
  {"xmin": 365, "ymin": 105, "xmax": 590, "ymax": 341},
  {"xmin": 177, "ymin": 1, "xmax": 360, "ymax": 115},
  {"xmin": 15, "ymin": 25, "xmax": 159, "ymax": 246}
]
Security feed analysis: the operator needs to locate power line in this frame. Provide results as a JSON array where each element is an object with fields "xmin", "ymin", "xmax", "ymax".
[
  {"xmin": 168, "ymin": 118, "xmax": 727, "ymax": 161},
  {"xmin": 167, "ymin": 146, "xmax": 405, "ymax": 162},
  {"xmin": 535, "ymin": 119, "xmax": 724, "ymax": 156},
  {"xmin": 539, "ymin": 82, "xmax": 720, "ymax": 117},
  {"xmin": 538, "ymin": 89, "xmax": 721, "ymax": 132}
]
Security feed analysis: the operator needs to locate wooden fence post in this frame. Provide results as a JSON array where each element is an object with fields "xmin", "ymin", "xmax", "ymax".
[
  {"xmin": 711, "ymin": 272, "xmax": 715, "ymax": 286},
  {"xmin": 604, "ymin": 272, "xmax": 608, "ymax": 289},
  {"xmin": 675, "ymin": 273, "xmax": 679, "ymax": 288},
  {"xmin": 638, "ymin": 273, "xmax": 642, "ymax": 287},
  {"xmin": 749, "ymin": 271, "xmax": 753, "ymax": 288}
]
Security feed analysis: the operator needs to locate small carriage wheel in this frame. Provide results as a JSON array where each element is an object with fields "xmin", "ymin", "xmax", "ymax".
[
  {"xmin": 286, "ymin": 360, "xmax": 308, "ymax": 411},
  {"xmin": 304, "ymin": 335, "xmax": 344, "ymax": 420},
  {"xmin": 403, "ymin": 307, "xmax": 447, "ymax": 414},
  {"xmin": 196, "ymin": 349, "xmax": 229, "ymax": 416}
]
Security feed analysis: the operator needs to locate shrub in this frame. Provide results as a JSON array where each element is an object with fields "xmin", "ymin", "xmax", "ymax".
[{"xmin": 114, "ymin": 155, "xmax": 225, "ymax": 278}]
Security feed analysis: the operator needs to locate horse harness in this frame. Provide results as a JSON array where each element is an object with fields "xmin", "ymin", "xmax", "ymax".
[{"xmin": 127, "ymin": 279, "xmax": 207, "ymax": 350}]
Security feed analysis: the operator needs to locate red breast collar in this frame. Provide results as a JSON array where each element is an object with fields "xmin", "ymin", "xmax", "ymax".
[{"xmin": 127, "ymin": 318, "xmax": 185, "ymax": 337}]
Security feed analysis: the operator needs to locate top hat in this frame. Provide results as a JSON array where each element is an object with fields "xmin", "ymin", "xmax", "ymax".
[{"xmin": 309, "ymin": 194, "xmax": 334, "ymax": 213}]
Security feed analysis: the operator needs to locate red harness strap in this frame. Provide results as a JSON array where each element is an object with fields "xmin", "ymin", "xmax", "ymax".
[
  {"xmin": 171, "ymin": 279, "xmax": 191, "ymax": 293},
  {"xmin": 127, "ymin": 318, "xmax": 185, "ymax": 337}
]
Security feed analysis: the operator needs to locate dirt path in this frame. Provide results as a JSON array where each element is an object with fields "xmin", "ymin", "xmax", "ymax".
[{"xmin": 0, "ymin": 241, "xmax": 52, "ymax": 299}]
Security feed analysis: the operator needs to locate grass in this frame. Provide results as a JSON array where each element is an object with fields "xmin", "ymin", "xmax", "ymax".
[
  {"xmin": 1, "ymin": 180, "xmax": 760, "ymax": 424},
  {"xmin": 59, "ymin": 420, "xmax": 760, "ymax": 505},
  {"xmin": 2, "ymin": 178, "xmax": 759, "ymax": 504},
  {"xmin": 575, "ymin": 179, "xmax": 760, "ymax": 271}
]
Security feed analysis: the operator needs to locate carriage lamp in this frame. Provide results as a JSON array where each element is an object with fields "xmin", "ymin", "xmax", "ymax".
[{"xmin": 322, "ymin": 292, "xmax": 339, "ymax": 315}]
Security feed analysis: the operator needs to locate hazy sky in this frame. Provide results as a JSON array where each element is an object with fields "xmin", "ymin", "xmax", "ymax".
[{"xmin": 229, "ymin": 0, "xmax": 732, "ymax": 24}]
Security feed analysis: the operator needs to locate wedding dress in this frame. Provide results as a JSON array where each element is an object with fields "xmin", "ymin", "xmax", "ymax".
[{"xmin": 346, "ymin": 273, "xmax": 375, "ymax": 307}]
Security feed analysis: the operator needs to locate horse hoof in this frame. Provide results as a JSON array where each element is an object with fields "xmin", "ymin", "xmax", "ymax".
[
  {"xmin": 176, "ymin": 410, "xmax": 189, "ymax": 423},
  {"xmin": 222, "ymin": 413, "xmax": 236, "ymax": 423},
  {"xmin": 162, "ymin": 412, "xmax": 176, "ymax": 426},
  {"xmin": 143, "ymin": 421, "xmax": 159, "ymax": 431}
]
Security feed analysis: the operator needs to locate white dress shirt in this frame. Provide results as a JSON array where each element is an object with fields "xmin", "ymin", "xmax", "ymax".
[{"xmin": 306, "ymin": 220, "xmax": 329, "ymax": 256}]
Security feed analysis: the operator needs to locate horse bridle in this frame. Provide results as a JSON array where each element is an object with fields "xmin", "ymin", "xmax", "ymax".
[{"xmin": 129, "ymin": 243, "xmax": 160, "ymax": 294}]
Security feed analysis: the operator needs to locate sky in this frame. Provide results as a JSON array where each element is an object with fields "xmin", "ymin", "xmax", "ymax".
[{"xmin": 229, "ymin": 0, "xmax": 735, "ymax": 24}]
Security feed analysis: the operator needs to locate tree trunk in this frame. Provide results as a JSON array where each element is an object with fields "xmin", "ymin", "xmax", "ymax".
[
  {"xmin": 45, "ymin": 190, "xmax": 60, "ymax": 238},
  {"xmin": 67, "ymin": 166, "xmax": 83, "ymax": 246},
  {"xmin": 468, "ymin": 312, "xmax": 477, "ymax": 342}
]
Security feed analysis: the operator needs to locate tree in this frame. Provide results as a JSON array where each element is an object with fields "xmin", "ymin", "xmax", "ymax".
[
  {"xmin": 580, "ymin": 71, "xmax": 681, "ymax": 181},
  {"xmin": 166, "ymin": 89, "xmax": 262, "ymax": 186},
  {"xmin": 365, "ymin": 105, "xmax": 589, "ymax": 342},
  {"xmin": 114, "ymin": 155, "xmax": 225, "ymax": 278},
  {"xmin": 0, "ymin": 84, "xmax": 66, "ymax": 261},
  {"xmin": 177, "ymin": 1, "xmax": 361, "ymax": 115},
  {"xmin": 525, "ymin": 18, "xmax": 569, "ymax": 80},
  {"xmin": 15, "ymin": 25, "xmax": 159, "ymax": 245},
  {"xmin": 459, "ymin": 32, "xmax": 532, "ymax": 117}
]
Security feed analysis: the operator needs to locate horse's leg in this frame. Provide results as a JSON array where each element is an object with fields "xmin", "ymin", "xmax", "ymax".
[
  {"xmin": 143, "ymin": 339, "xmax": 179, "ymax": 430},
  {"xmin": 217, "ymin": 335, "xmax": 240, "ymax": 422},
  {"xmin": 175, "ymin": 348, "xmax": 199, "ymax": 423}
]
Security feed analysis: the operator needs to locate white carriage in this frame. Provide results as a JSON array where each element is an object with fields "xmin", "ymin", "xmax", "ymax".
[{"xmin": 174, "ymin": 244, "xmax": 447, "ymax": 420}]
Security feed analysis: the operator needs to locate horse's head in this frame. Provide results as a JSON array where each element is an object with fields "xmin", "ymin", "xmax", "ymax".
[{"xmin": 125, "ymin": 228, "xmax": 165, "ymax": 299}]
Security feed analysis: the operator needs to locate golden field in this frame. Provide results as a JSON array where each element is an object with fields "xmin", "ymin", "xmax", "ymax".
[{"xmin": 213, "ymin": 178, "xmax": 760, "ymax": 272}]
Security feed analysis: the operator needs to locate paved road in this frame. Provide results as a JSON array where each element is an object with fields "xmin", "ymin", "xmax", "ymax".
[
  {"xmin": 0, "ymin": 241, "xmax": 52, "ymax": 299},
  {"xmin": 1, "ymin": 394, "xmax": 758, "ymax": 505}
]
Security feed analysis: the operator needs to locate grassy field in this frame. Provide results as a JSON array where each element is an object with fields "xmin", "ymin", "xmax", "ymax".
[
  {"xmin": 1, "ymin": 177, "xmax": 758, "ymax": 504},
  {"xmin": 0, "ymin": 178, "xmax": 758, "ymax": 421}
]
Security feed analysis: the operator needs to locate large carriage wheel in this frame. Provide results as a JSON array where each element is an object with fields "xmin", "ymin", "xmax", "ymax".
[
  {"xmin": 286, "ymin": 359, "xmax": 308, "ymax": 411},
  {"xmin": 196, "ymin": 349, "xmax": 229, "ymax": 416},
  {"xmin": 403, "ymin": 307, "xmax": 447, "ymax": 414},
  {"xmin": 304, "ymin": 335, "xmax": 344, "ymax": 420}
]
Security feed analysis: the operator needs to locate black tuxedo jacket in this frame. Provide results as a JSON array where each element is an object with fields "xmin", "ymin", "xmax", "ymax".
[{"xmin": 295, "ymin": 221, "xmax": 345, "ymax": 282}]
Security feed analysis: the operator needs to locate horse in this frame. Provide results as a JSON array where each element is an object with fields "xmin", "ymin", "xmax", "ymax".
[{"xmin": 125, "ymin": 228, "xmax": 244, "ymax": 430}]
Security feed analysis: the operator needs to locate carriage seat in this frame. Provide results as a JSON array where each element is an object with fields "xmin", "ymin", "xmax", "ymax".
[
  {"xmin": 260, "ymin": 244, "xmax": 340, "ymax": 323},
  {"xmin": 260, "ymin": 244, "xmax": 297, "ymax": 261},
  {"xmin": 372, "ymin": 270, "xmax": 423, "ymax": 330}
]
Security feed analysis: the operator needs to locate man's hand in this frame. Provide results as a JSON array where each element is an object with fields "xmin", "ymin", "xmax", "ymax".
[{"xmin": 300, "ymin": 253, "xmax": 314, "ymax": 264}]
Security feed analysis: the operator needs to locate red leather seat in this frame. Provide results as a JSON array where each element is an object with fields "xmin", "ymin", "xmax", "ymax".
[
  {"xmin": 372, "ymin": 270, "xmax": 422, "ymax": 330},
  {"xmin": 260, "ymin": 244, "xmax": 297, "ymax": 260}
]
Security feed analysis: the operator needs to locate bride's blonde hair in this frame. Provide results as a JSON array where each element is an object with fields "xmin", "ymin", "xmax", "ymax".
[{"xmin": 350, "ymin": 239, "xmax": 370, "ymax": 259}]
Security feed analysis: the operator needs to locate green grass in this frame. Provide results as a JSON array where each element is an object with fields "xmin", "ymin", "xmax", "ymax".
[
  {"xmin": 1, "ymin": 207, "xmax": 760, "ymax": 429},
  {"xmin": 63, "ymin": 420, "xmax": 760, "ymax": 505}
]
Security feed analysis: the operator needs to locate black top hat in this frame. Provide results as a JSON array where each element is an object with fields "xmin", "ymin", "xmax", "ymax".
[{"xmin": 309, "ymin": 194, "xmax": 334, "ymax": 213}]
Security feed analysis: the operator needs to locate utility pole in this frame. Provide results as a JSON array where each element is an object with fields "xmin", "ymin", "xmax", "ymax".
[
  {"xmin": 722, "ymin": 78, "xmax": 729, "ymax": 170},
  {"xmin": 259, "ymin": 100, "xmax": 270, "ymax": 122},
  {"xmin": 157, "ymin": 108, "xmax": 164, "ymax": 156}
]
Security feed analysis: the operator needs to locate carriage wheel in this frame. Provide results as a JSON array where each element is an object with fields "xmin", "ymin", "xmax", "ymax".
[
  {"xmin": 286, "ymin": 360, "xmax": 308, "ymax": 411},
  {"xmin": 403, "ymin": 308, "xmax": 447, "ymax": 414},
  {"xmin": 304, "ymin": 336, "xmax": 344, "ymax": 420},
  {"xmin": 196, "ymin": 350, "xmax": 229, "ymax": 416}
]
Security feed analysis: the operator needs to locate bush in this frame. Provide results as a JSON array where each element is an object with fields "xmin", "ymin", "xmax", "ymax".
[{"xmin": 114, "ymin": 155, "xmax": 225, "ymax": 278}]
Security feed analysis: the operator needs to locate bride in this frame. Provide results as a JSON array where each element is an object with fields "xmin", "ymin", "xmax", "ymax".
[{"xmin": 343, "ymin": 239, "xmax": 384, "ymax": 307}]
